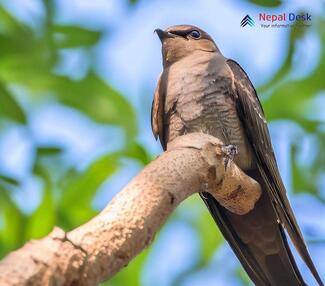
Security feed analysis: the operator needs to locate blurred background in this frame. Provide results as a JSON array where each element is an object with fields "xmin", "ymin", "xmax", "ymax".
[{"xmin": 0, "ymin": 0, "xmax": 324, "ymax": 285}]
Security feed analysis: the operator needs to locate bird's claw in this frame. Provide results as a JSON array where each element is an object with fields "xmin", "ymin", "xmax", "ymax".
[{"xmin": 221, "ymin": 144, "xmax": 238, "ymax": 169}]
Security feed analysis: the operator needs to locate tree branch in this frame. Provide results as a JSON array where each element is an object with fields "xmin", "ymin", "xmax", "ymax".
[{"xmin": 0, "ymin": 133, "xmax": 261, "ymax": 286}]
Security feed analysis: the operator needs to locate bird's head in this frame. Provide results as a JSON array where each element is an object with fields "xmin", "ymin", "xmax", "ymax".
[{"xmin": 155, "ymin": 25, "xmax": 219, "ymax": 67}]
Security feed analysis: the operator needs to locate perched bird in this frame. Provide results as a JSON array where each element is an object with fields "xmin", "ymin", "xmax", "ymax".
[{"xmin": 151, "ymin": 25, "xmax": 323, "ymax": 286}]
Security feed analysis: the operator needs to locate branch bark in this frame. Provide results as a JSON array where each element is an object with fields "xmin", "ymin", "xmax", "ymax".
[{"xmin": 0, "ymin": 133, "xmax": 261, "ymax": 286}]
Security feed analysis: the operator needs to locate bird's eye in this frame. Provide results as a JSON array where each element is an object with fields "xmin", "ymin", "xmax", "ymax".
[{"xmin": 189, "ymin": 30, "xmax": 201, "ymax": 39}]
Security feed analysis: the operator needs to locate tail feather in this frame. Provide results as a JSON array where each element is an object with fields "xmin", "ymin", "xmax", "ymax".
[{"xmin": 200, "ymin": 190, "xmax": 307, "ymax": 286}]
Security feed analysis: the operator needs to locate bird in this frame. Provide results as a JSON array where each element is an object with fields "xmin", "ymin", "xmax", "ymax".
[{"xmin": 151, "ymin": 25, "xmax": 323, "ymax": 286}]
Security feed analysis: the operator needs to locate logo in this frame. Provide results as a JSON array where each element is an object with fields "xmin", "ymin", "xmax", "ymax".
[
  {"xmin": 239, "ymin": 13, "xmax": 312, "ymax": 29},
  {"xmin": 240, "ymin": 15, "xmax": 255, "ymax": 27}
]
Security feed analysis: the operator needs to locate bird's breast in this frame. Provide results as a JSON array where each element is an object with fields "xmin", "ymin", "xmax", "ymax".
[{"xmin": 164, "ymin": 53, "xmax": 254, "ymax": 170}]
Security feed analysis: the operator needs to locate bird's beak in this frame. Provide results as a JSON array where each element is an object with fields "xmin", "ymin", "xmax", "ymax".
[{"xmin": 154, "ymin": 28, "xmax": 175, "ymax": 43}]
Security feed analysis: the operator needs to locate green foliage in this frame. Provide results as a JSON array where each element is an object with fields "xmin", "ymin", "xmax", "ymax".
[
  {"xmin": 0, "ymin": 190, "xmax": 25, "ymax": 257},
  {"xmin": 0, "ymin": 1, "xmax": 140, "ymax": 258},
  {"xmin": 58, "ymin": 154, "xmax": 120, "ymax": 229},
  {"xmin": 259, "ymin": 19, "xmax": 325, "ymax": 198},
  {"xmin": 52, "ymin": 25, "xmax": 101, "ymax": 48},
  {"xmin": 0, "ymin": 174, "xmax": 19, "ymax": 186},
  {"xmin": 129, "ymin": 0, "xmax": 139, "ymax": 5},
  {"xmin": 107, "ymin": 248, "xmax": 150, "ymax": 286},
  {"xmin": 247, "ymin": 0, "xmax": 282, "ymax": 7},
  {"xmin": 53, "ymin": 73, "xmax": 137, "ymax": 138},
  {"xmin": 262, "ymin": 21, "xmax": 325, "ymax": 132},
  {"xmin": 0, "ymin": 84, "xmax": 26, "ymax": 123},
  {"xmin": 24, "ymin": 187, "xmax": 55, "ymax": 240}
]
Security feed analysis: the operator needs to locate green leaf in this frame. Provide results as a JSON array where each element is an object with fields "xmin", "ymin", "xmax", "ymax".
[
  {"xmin": 0, "ymin": 7, "xmax": 26, "ymax": 33},
  {"xmin": 2, "ymin": 71, "xmax": 137, "ymax": 138},
  {"xmin": 36, "ymin": 146, "xmax": 63, "ymax": 157},
  {"xmin": 52, "ymin": 25, "xmax": 102, "ymax": 48},
  {"xmin": 177, "ymin": 195, "xmax": 224, "ymax": 263},
  {"xmin": 248, "ymin": 0, "xmax": 282, "ymax": 7},
  {"xmin": 24, "ymin": 186, "xmax": 56, "ymax": 240},
  {"xmin": 0, "ymin": 174, "xmax": 19, "ymax": 186},
  {"xmin": 0, "ymin": 70, "xmax": 137, "ymax": 138},
  {"xmin": 53, "ymin": 73, "xmax": 138, "ymax": 138},
  {"xmin": 262, "ymin": 20, "xmax": 325, "ymax": 132},
  {"xmin": 122, "ymin": 142, "xmax": 152, "ymax": 165},
  {"xmin": 58, "ymin": 154, "xmax": 120, "ymax": 228},
  {"xmin": 195, "ymin": 204, "xmax": 223, "ymax": 263},
  {"xmin": 258, "ymin": 15, "xmax": 309, "ymax": 93},
  {"xmin": 291, "ymin": 144, "xmax": 319, "ymax": 195},
  {"xmin": 0, "ymin": 53, "xmax": 55, "ymax": 90},
  {"xmin": 0, "ymin": 83, "xmax": 26, "ymax": 123},
  {"xmin": 0, "ymin": 189, "xmax": 25, "ymax": 258},
  {"xmin": 108, "ymin": 248, "xmax": 150, "ymax": 286}
]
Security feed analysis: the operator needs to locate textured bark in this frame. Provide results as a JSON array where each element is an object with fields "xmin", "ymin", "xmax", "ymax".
[{"xmin": 0, "ymin": 133, "xmax": 261, "ymax": 286}]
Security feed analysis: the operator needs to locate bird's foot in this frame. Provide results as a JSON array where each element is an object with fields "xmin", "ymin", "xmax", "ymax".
[{"xmin": 221, "ymin": 144, "xmax": 238, "ymax": 169}]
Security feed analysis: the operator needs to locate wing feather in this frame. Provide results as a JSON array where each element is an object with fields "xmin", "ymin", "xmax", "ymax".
[
  {"xmin": 151, "ymin": 73, "xmax": 166, "ymax": 149},
  {"xmin": 226, "ymin": 59, "xmax": 323, "ymax": 286}
]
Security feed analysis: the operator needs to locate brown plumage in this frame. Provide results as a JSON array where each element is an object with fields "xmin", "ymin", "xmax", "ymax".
[{"xmin": 152, "ymin": 25, "xmax": 323, "ymax": 286}]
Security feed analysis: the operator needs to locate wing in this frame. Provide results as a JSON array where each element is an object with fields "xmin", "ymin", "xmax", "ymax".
[
  {"xmin": 200, "ymin": 191, "xmax": 272, "ymax": 285},
  {"xmin": 226, "ymin": 59, "xmax": 323, "ymax": 286},
  {"xmin": 151, "ymin": 73, "xmax": 167, "ymax": 150}
]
